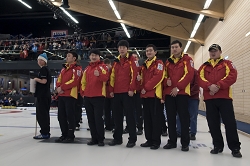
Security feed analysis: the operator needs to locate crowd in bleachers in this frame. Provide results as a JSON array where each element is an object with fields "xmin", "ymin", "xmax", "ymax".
[{"xmin": 0, "ymin": 34, "xmax": 118, "ymax": 61}]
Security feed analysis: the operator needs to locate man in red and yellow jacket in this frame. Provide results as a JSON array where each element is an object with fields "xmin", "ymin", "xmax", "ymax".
[
  {"xmin": 55, "ymin": 51, "xmax": 82, "ymax": 143},
  {"xmin": 163, "ymin": 40, "xmax": 194, "ymax": 151},
  {"xmin": 197, "ymin": 44, "xmax": 242, "ymax": 158},
  {"xmin": 139, "ymin": 44, "xmax": 165, "ymax": 150},
  {"xmin": 80, "ymin": 49, "xmax": 109, "ymax": 146},
  {"xmin": 108, "ymin": 40, "xmax": 137, "ymax": 148}
]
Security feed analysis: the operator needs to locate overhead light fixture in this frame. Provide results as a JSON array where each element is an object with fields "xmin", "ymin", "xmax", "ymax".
[
  {"xmin": 120, "ymin": 23, "xmax": 131, "ymax": 38},
  {"xmin": 190, "ymin": 14, "xmax": 204, "ymax": 38},
  {"xmin": 183, "ymin": 41, "xmax": 191, "ymax": 53},
  {"xmin": 17, "ymin": 0, "xmax": 32, "ymax": 9},
  {"xmin": 224, "ymin": 56, "xmax": 229, "ymax": 59},
  {"xmin": 203, "ymin": 0, "xmax": 213, "ymax": 9},
  {"xmin": 59, "ymin": 7, "xmax": 79, "ymax": 23},
  {"xmin": 108, "ymin": 0, "xmax": 131, "ymax": 38},
  {"xmin": 246, "ymin": 31, "xmax": 250, "ymax": 37},
  {"xmin": 108, "ymin": 0, "xmax": 121, "ymax": 19}
]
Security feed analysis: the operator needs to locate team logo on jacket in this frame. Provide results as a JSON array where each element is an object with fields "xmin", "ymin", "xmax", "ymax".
[
  {"xmin": 77, "ymin": 70, "xmax": 82, "ymax": 76},
  {"xmin": 134, "ymin": 61, "xmax": 139, "ymax": 67},
  {"xmin": 190, "ymin": 60, "xmax": 194, "ymax": 68},
  {"xmin": 157, "ymin": 63, "xmax": 163, "ymax": 70}
]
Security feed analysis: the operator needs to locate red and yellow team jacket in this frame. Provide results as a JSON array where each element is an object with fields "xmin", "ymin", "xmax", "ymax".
[
  {"xmin": 197, "ymin": 57, "xmax": 237, "ymax": 100},
  {"xmin": 109, "ymin": 53, "xmax": 138, "ymax": 93},
  {"xmin": 56, "ymin": 63, "xmax": 82, "ymax": 99},
  {"xmin": 163, "ymin": 53, "xmax": 194, "ymax": 96},
  {"xmin": 81, "ymin": 61, "xmax": 109, "ymax": 97},
  {"xmin": 140, "ymin": 56, "xmax": 165, "ymax": 99}
]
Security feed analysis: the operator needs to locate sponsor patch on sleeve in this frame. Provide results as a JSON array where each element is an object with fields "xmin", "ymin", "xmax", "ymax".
[
  {"xmin": 77, "ymin": 70, "xmax": 81, "ymax": 76},
  {"xmin": 157, "ymin": 63, "xmax": 163, "ymax": 70},
  {"xmin": 190, "ymin": 60, "xmax": 194, "ymax": 68},
  {"xmin": 134, "ymin": 61, "xmax": 139, "ymax": 67}
]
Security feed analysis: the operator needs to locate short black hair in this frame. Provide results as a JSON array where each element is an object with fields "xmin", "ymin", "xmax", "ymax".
[
  {"xmin": 68, "ymin": 51, "xmax": 78, "ymax": 61},
  {"xmin": 89, "ymin": 49, "xmax": 101, "ymax": 56},
  {"xmin": 146, "ymin": 44, "xmax": 157, "ymax": 51},
  {"xmin": 117, "ymin": 40, "xmax": 129, "ymax": 48},
  {"xmin": 103, "ymin": 58, "xmax": 111, "ymax": 65},
  {"xmin": 170, "ymin": 40, "xmax": 182, "ymax": 48},
  {"xmin": 131, "ymin": 52, "xmax": 139, "ymax": 58}
]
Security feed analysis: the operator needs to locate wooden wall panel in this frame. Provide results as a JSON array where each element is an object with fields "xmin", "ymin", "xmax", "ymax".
[{"xmin": 194, "ymin": 0, "xmax": 250, "ymax": 123}]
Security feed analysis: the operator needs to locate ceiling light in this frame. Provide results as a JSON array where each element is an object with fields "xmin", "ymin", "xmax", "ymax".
[
  {"xmin": 135, "ymin": 48, "xmax": 141, "ymax": 57},
  {"xmin": 17, "ymin": 0, "xmax": 32, "ymax": 9},
  {"xmin": 59, "ymin": 7, "xmax": 79, "ymax": 23},
  {"xmin": 108, "ymin": 0, "xmax": 121, "ymax": 19},
  {"xmin": 120, "ymin": 23, "xmax": 131, "ymax": 38},
  {"xmin": 183, "ymin": 41, "xmax": 191, "ymax": 53},
  {"xmin": 203, "ymin": 0, "xmax": 213, "ymax": 9}
]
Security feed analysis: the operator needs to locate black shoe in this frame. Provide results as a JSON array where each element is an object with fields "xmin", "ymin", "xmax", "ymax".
[
  {"xmin": 55, "ymin": 136, "xmax": 66, "ymax": 143},
  {"xmin": 136, "ymin": 130, "xmax": 143, "ymax": 135},
  {"xmin": 231, "ymin": 149, "xmax": 242, "ymax": 158},
  {"xmin": 87, "ymin": 140, "xmax": 98, "ymax": 146},
  {"xmin": 181, "ymin": 146, "xmax": 189, "ymax": 152},
  {"xmin": 75, "ymin": 126, "xmax": 80, "ymax": 131},
  {"xmin": 98, "ymin": 141, "xmax": 105, "ymax": 147},
  {"xmin": 126, "ymin": 142, "xmax": 136, "ymax": 148},
  {"xmin": 163, "ymin": 143, "xmax": 177, "ymax": 149},
  {"xmin": 108, "ymin": 139, "xmax": 123, "ymax": 146},
  {"xmin": 140, "ymin": 142, "xmax": 152, "ymax": 147},
  {"xmin": 210, "ymin": 147, "xmax": 223, "ymax": 154},
  {"xmin": 33, "ymin": 134, "xmax": 50, "ymax": 139},
  {"xmin": 150, "ymin": 145, "xmax": 160, "ymax": 150},
  {"xmin": 62, "ymin": 137, "xmax": 74, "ymax": 143},
  {"xmin": 190, "ymin": 134, "xmax": 196, "ymax": 140},
  {"xmin": 162, "ymin": 131, "xmax": 168, "ymax": 137},
  {"xmin": 123, "ymin": 128, "xmax": 129, "ymax": 134}
]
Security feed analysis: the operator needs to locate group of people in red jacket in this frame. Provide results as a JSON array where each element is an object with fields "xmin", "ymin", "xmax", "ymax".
[{"xmin": 34, "ymin": 39, "xmax": 242, "ymax": 158}]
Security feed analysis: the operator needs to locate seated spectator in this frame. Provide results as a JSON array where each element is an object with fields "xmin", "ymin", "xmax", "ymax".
[
  {"xmin": 3, "ymin": 97, "xmax": 9, "ymax": 106},
  {"xmin": 9, "ymin": 97, "xmax": 16, "ymax": 106},
  {"xmin": 16, "ymin": 97, "xmax": 25, "ymax": 107}
]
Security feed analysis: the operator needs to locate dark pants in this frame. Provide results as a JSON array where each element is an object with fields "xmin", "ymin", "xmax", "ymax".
[
  {"xmin": 104, "ymin": 97, "xmax": 114, "ymax": 130},
  {"xmin": 113, "ymin": 93, "xmax": 137, "ymax": 143},
  {"xmin": 36, "ymin": 97, "xmax": 51, "ymax": 135},
  {"xmin": 75, "ymin": 93, "xmax": 83, "ymax": 127},
  {"xmin": 205, "ymin": 99, "xmax": 241, "ymax": 150},
  {"xmin": 165, "ymin": 95, "xmax": 190, "ymax": 147},
  {"xmin": 58, "ymin": 96, "xmax": 77, "ymax": 139},
  {"xmin": 134, "ymin": 92, "xmax": 143, "ymax": 130},
  {"xmin": 177, "ymin": 98, "xmax": 199, "ymax": 135},
  {"xmin": 142, "ymin": 97, "xmax": 163, "ymax": 146},
  {"xmin": 85, "ymin": 97, "xmax": 105, "ymax": 142}
]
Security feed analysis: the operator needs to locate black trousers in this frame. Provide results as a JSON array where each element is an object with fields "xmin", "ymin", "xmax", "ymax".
[
  {"xmin": 142, "ymin": 97, "xmax": 163, "ymax": 146},
  {"xmin": 134, "ymin": 92, "xmax": 143, "ymax": 130},
  {"xmin": 165, "ymin": 95, "xmax": 190, "ymax": 147},
  {"xmin": 58, "ymin": 96, "xmax": 77, "ymax": 139},
  {"xmin": 205, "ymin": 99, "xmax": 241, "ymax": 150},
  {"xmin": 75, "ymin": 93, "xmax": 83, "ymax": 127},
  {"xmin": 85, "ymin": 96, "xmax": 105, "ymax": 142},
  {"xmin": 104, "ymin": 97, "xmax": 114, "ymax": 130},
  {"xmin": 36, "ymin": 97, "xmax": 51, "ymax": 135},
  {"xmin": 113, "ymin": 93, "xmax": 137, "ymax": 143}
]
